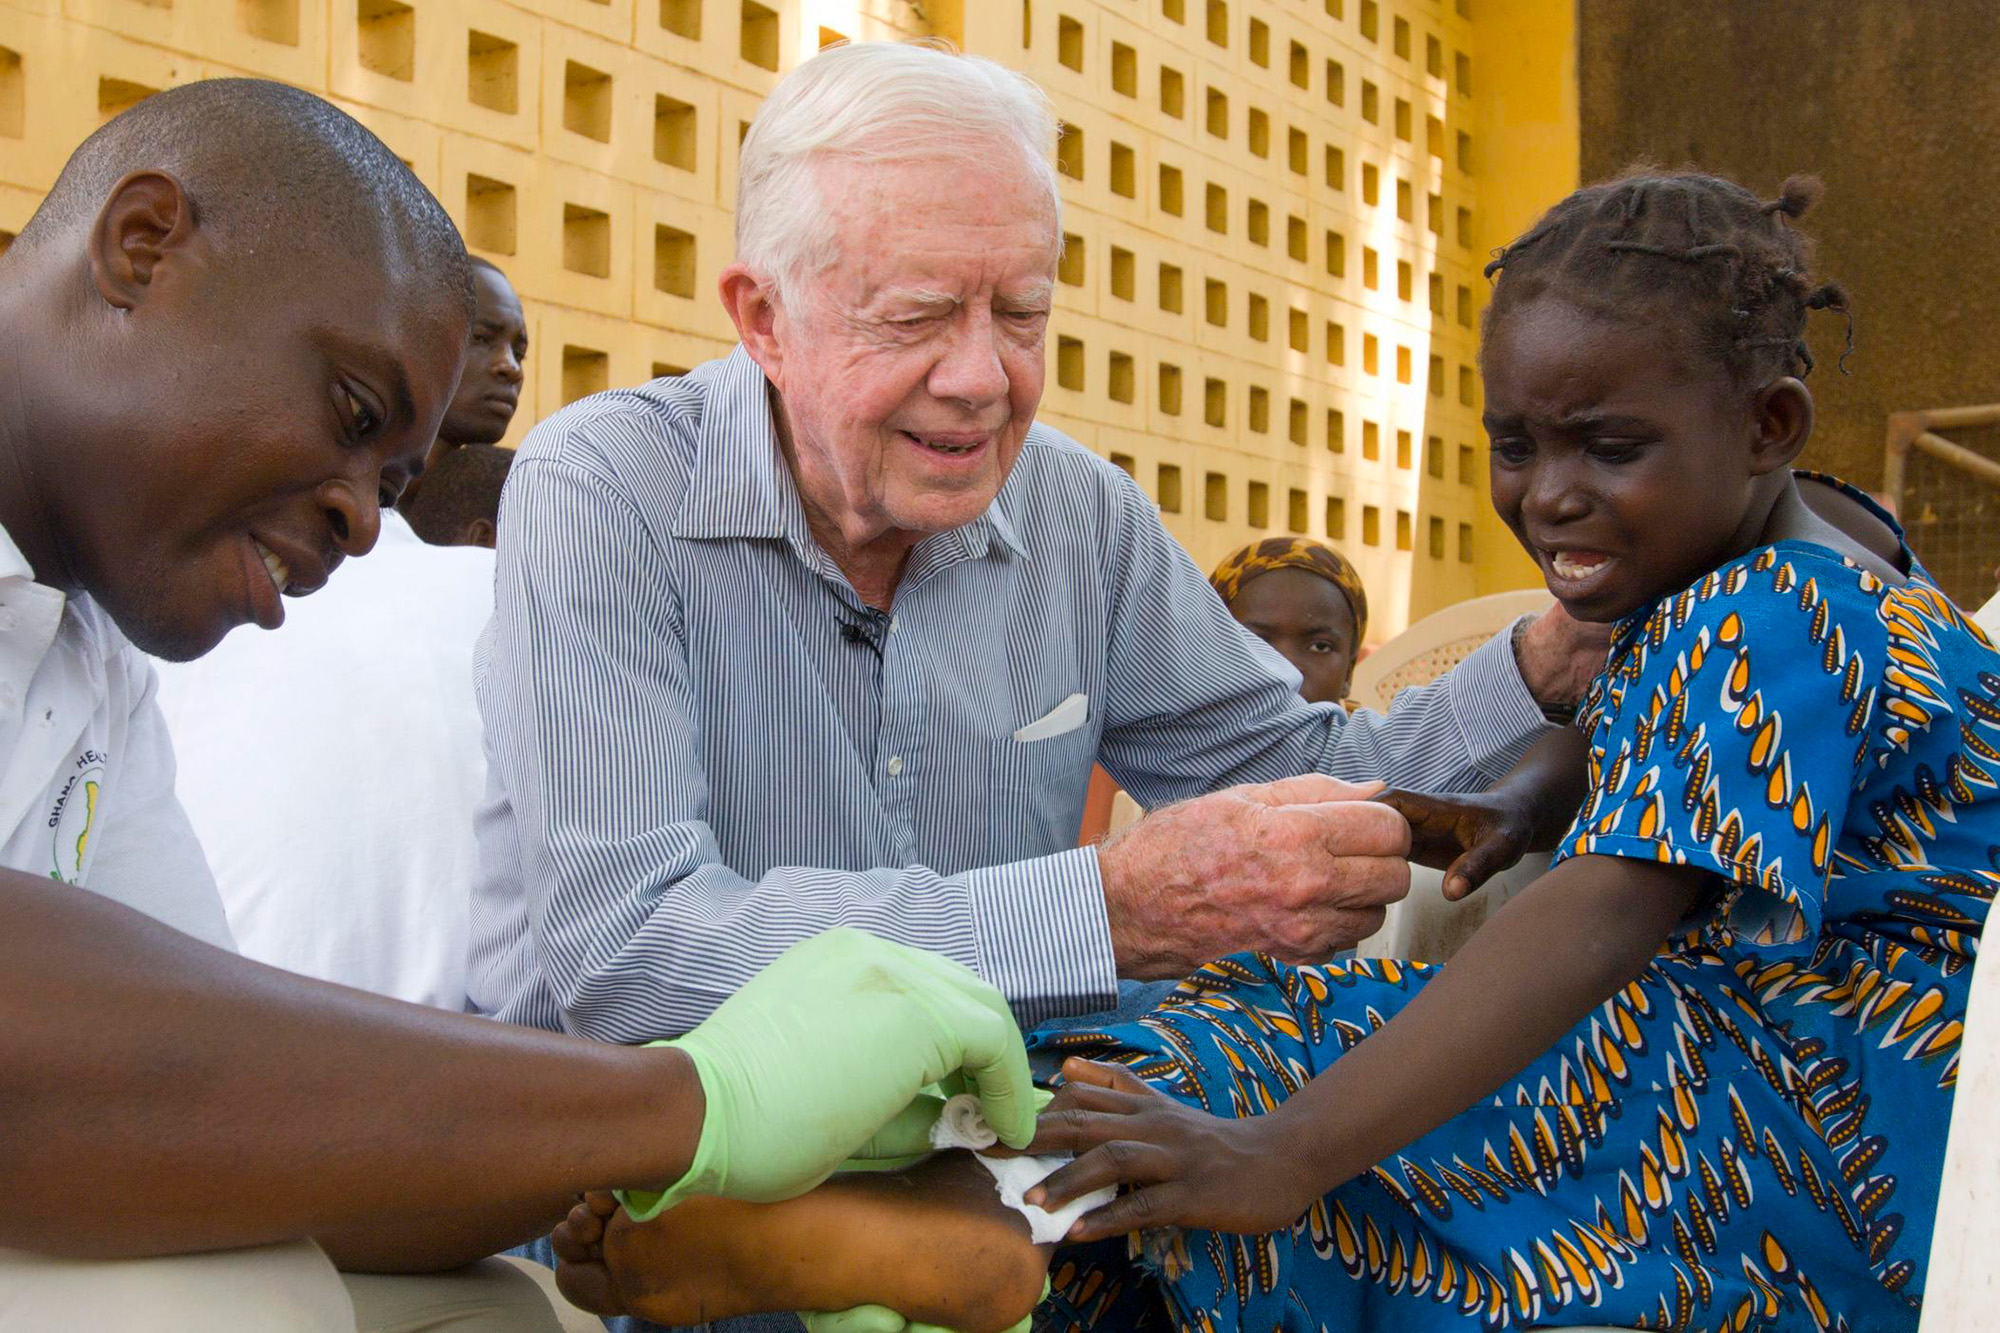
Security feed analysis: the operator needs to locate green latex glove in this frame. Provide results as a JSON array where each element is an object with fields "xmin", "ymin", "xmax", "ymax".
[
  {"xmin": 802, "ymin": 1304, "xmax": 1032, "ymax": 1333},
  {"xmin": 802, "ymin": 1277, "xmax": 1049, "ymax": 1333},
  {"xmin": 617, "ymin": 929, "xmax": 1035, "ymax": 1220}
]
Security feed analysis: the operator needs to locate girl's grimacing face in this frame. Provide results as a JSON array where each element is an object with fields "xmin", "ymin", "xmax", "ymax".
[{"xmin": 1480, "ymin": 296, "xmax": 1778, "ymax": 624}]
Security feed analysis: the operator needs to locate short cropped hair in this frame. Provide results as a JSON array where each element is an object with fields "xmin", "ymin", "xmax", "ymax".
[
  {"xmin": 736, "ymin": 40, "xmax": 1061, "ymax": 303},
  {"xmin": 18, "ymin": 78, "xmax": 471, "ymax": 320},
  {"xmin": 405, "ymin": 443, "xmax": 513, "ymax": 546}
]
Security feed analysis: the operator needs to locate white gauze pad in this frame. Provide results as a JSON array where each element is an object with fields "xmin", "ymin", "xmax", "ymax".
[{"xmin": 929, "ymin": 1093, "xmax": 1117, "ymax": 1245}]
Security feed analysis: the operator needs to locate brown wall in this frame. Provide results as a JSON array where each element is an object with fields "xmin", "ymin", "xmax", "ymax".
[{"xmin": 1576, "ymin": 0, "xmax": 2000, "ymax": 494}]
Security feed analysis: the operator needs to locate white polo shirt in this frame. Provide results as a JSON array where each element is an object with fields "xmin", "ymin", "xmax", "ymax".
[{"xmin": 0, "ymin": 524, "xmax": 231, "ymax": 948}]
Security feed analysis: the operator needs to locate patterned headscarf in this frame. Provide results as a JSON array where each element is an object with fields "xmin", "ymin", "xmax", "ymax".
[{"xmin": 1209, "ymin": 537, "xmax": 1369, "ymax": 643}]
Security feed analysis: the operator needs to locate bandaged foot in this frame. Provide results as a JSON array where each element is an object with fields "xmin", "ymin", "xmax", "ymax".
[
  {"xmin": 550, "ymin": 1150, "xmax": 1053, "ymax": 1333},
  {"xmin": 929, "ymin": 1094, "xmax": 1117, "ymax": 1243}
]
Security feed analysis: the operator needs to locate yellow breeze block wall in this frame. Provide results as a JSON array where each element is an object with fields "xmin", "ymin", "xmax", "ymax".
[
  {"xmin": 0, "ymin": 0, "xmax": 1567, "ymax": 637},
  {"xmin": 969, "ymin": 0, "xmax": 1499, "ymax": 639}
]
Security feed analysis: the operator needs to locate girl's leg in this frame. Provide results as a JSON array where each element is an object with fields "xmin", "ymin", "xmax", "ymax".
[{"xmin": 551, "ymin": 1151, "xmax": 1052, "ymax": 1333}]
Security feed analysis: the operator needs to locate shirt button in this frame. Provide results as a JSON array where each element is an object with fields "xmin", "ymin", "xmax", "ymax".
[
  {"xmin": 887, "ymin": 755, "xmax": 905, "ymax": 777},
  {"xmin": 889, "ymin": 617, "xmax": 899, "ymax": 633}
]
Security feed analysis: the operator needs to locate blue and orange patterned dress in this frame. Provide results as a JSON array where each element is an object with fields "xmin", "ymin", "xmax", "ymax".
[{"xmin": 1035, "ymin": 516, "xmax": 1998, "ymax": 1332}]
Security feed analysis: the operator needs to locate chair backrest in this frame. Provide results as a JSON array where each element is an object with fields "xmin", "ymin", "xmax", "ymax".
[
  {"xmin": 1349, "ymin": 589, "xmax": 1555, "ymax": 715},
  {"xmin": 1918, "ymin": 944, "xmax": 2000, "ymax": 1330}
]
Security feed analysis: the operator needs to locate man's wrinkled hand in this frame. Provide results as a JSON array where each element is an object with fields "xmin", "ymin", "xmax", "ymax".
[
  {"xmin": 1513, "ymin": 605, "xmax": 1615, "ymax": 708},
  {"xmin": 617, "ymin": 929, "xmax": 1034, "ymax": 1220},
  {"xmin": 1096, "ymin": 774, "xmax": 1411, "ymax": 978}
]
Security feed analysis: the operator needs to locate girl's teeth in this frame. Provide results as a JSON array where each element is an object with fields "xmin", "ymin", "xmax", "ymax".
[{"xmin": 1551, "ymin": 552, "xmax": 1603, "ymax": 580}]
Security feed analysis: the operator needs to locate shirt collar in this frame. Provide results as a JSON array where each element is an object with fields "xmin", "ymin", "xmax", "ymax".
[
  {"xmin": 671, "ymin": 345, "xmax": 1028, "ymax": 564},
  {"xmin": 0, "ymin": 522, "xmax": 34, "ymax": 585}
]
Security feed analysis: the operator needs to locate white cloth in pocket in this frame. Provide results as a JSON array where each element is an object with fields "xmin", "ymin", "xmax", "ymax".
[{"xmin": 1012, "ymin": 691, "xmax": 1089, "ymax": 743}]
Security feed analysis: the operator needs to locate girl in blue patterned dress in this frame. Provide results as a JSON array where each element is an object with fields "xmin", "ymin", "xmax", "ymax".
[
  {"xmin": 1017, "ymin": 171, "xmax": 1998, "ymax": 1333},
  {"xmin": 547, "ymin": 170, "xmax": 1995, "ymax": 1333}
]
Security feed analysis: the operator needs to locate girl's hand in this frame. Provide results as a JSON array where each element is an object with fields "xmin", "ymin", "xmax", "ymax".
[
  {"xmin": 1375, "ymin": 788, "xmax": 1541, "ymax": 900},
  {"xmin": 1020, "ymin": 1058, "xmax": 1318, "ymax": 1241}
]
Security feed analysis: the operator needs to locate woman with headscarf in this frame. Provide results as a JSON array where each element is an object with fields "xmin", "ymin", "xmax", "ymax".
[{"xmin": 1209, "ymin": 537, "xmax": 1370, "ymax": 705}]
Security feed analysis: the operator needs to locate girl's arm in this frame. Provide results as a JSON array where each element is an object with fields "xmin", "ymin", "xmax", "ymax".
[{"xmin": 1026, "ymin": 852, "xmax": 1710, "ymax": 1239}]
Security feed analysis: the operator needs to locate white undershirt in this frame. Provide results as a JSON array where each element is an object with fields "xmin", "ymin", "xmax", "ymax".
[{"xmin": 155, "ymin": 512, "xmax": 495, "ymax": 1008}]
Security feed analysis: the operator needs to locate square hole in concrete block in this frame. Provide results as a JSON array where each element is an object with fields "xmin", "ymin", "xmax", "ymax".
[
  {"xmin": 240, "ymin": 0, "xmax": 299, "ymax": 46},
  {"xmin": 1205, "ymin": 0, "xmax": 1227, "ymax": 47},
  {"xmin": 1248, "ymin": 384, "xmax": 1269, "ymax": 431},
  {"xmin": 1203, "ymin": 377, "xmax": 1226, "ymax": 428},
  {"xmin": 466, "ymin": 175, "xmax": 517, "ymax": 254},
  {"xmin": 1325, "ymin": 58, "xmax": 1343, "ymax": 106},
  {"xmin": 1362, "ymin": 419, "xmax": 1379, "ymax": 459},
  {"xmin": 1289, "ymin": 398, "xmax": 1308, "ymax": 446},
  {"xmin": 1396, "ymin": 428, "xmax": 1411, "ymax": 468},
  {"xmin": 1246, "ymin": 479, "xmax": 1269, "ymax": 527},
  {"xmin": 563, "ymin": 203, "xmax": 611, "ymax": 277},
  {"xmin": 564, "ymin": 61, "xmax": 613, "ymax": 142},
  {"xmin": 1429, "ymin": 515, "xmax": 1445, "ymax": 559},
  {"xmin": 0, "ymin": 49, "xmax": 21, "ymax": 138},
  {"xmin": 1326, "ymin": 495, "xmax": 1345, "ymax": 537},
  {"xmin": 1110, "ymin": 141, "xmax": 1135, "ymax": 198},
  {"xmin": 357, "ymin": 0, "xmax": 415, "ymax": 81},
  {"xmin": 1362, "ymin": 333, "xmax": 1378, "ymax": 376},
  {"xmin": 1396, "ymin": 509, "xmax": 1413, "ymax": 551},
  {"xmin": 1108, "ymin": 351, "xmax": 1134, "ymax": 403},
  {"xmin": 1204, "ymin": 278, "xmax": 1226, "ymax": 328},
  {"xmin": 1157, "ymin": 463, "xmax": 1182, "ymax": 513},
  {"xmin": 1288, "ymin": 308, "xmax": 1307, "ymax": 353},
  {"xmin": 1247, "ymin": 107, "xmax": 1268, "ymax": 158},
  {"xmin": 1362, "ymin": 503, "xmax": 1380, "ymax": 546},
  {"xmin": 1157, "ymin": 263, "xmax": 1182, "ymax": 313},
  {"xmin": 98, "ymin": 77, "xmax": 160, "ymax": 123},
  {"xmin": 1158, "ymin": 65, "xmax": 1183, "ymax": 118},
  {"xmin": 1056, "ymin": 124, "xmax": 1083, "ymax": 180},
  {"xmin": 1056, "ymin": 335, "xmax": 1084, "ymax": 391},
  {"xmin": 1108, "ymin": 451, "xmax": 1136, "ymax": 477},
  {"xmin": 1247, "ymin": 292, "xmax": 1269, "ymax": 341},
  {"xmin": 562, "ymin": 345, "xmax": 609, "ymax": 405},
  {"xmin": 653, "ymin": 362, "xmax": 690, "ymax": 378},
  {"xmin": 1288, "ymin": 127, "xmax": 1307, "ymax": 175},
  {"xmin": 660, "ymin": 0, "xmax": 700, "ymax": 38},
  {"xmin": 1057, "ymin": 15, "xmax": 1083, "ymax": 71},
  {"xmin": 740, "ymin": 1, "xmax": 779, "ymax": 71},
  {"xmin": 1325, "ymin": 230, "xmax": 1344, "ymax": 276},
  {"xmin": 1248, "ymin": 16, "xmax": 1268, "ymax": 65},
  {"xmin": 655, "ymin": 94, "xmax": 696, "ymax": 169},
  {"xmin": 1289, "ymin": 41, "xmax": 1307, "ymax": 89},
  {"xmin": 1058, "ymin": 232, "xmax": 1084, "ymax": 286},
  {"xmin": 1246, "ymin": 199, "xmax": 1268, "ymax": 246},
  {"xmin": 1204, "ymin": 183, "xmax": 1227, "ymax": 234},
  {"xmin": 1287, "ymin": 216, "xmax": 1306, "ymax": 263},
  {"xmin": 468, "ymin": 31, "xmax": 518, "ymax": 114},
  {"xmin": 654, "ymin": 223, "xmax": 695, "ymax": 297},
  {"xmin": 1327, "ymin": 407, "xmax": 1344, "ymax": 452},
  {"xmin": 1328, "ymin": 320, "xmax": 1346, "ymax": 365},
  {"xmin": 1109, "ymin": 246, "xmax": 1134, "ymax": 300},
  {"xmin": 1459, "ymin": 522, "xmax": 1475, "ymax": 562},
  {"xmin": 1289, "ymin": 488, "xmax": 1308, "ymax": 533},
  {"xmin": 1205, "ymin": 86, "xmax": 1226, "ymax": 139},
  {"xmin": 1111, "ymin": 42, "xmax": 1135, "ymax": 96},
  {"xmin": 1204, "ymin": 471, "xmax": 1226, "ymax": 521},
  {"xmin": 1158, "ymin": 163, "xmax": 1182, "ymax": 215},
  {"xmin": 1158, "ymin": 363, "xmax": 1182, "ymax": 415}
]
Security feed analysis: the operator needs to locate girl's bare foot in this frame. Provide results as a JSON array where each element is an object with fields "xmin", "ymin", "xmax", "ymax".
[{"xmin": 550, "ymin": 1152, "xmax": 1052, "ymax": 1333}]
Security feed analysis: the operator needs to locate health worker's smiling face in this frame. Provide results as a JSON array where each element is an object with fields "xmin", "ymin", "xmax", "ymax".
[
  {"xmin": 74, "ymin": 250, "xmax": 466, "ymax": 661},
  {"xmin": 760, "ymin": 153, "xmax": 1057, "ymax": 549},
  {"xmin": 1482, "ymin": 296, "xmax": 1784, "ymax": 624}
]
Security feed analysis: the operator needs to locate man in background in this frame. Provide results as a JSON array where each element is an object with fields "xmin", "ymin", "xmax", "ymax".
[
  {"xmin": 398, "ymin": 258, "xmax": 527, "ymax": 521},
  {"xmin": 407, "ymin": 443, "xmax": 514, "ymax": 548},
  {"xmin": 157, "ymin": 278, "xmax": 522, "ymax": 1008}
]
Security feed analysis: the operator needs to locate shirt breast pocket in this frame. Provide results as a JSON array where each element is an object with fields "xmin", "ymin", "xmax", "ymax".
[{"xmin": 988, "ymin": 694, "xmax": 1097, "ymax": 860}]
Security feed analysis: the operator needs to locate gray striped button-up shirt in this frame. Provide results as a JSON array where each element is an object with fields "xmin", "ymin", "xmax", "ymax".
[{"xmin": 468, "ymin": 347, "xmax": 1548, "ymax": 1039}]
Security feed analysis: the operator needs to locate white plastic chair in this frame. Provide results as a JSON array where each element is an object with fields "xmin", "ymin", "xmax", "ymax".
[{"xmin": 1352, "ymin": 590, "xmax": 1554, "ymax": 964}]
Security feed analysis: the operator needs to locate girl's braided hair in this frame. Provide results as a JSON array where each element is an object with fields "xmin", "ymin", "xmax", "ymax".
[{"xmin": 1483, "ymin": 168, "xmax": 1852, "ymax": 384}]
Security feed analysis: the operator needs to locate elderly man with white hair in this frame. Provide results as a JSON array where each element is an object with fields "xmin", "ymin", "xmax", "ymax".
[{"xmin": 469, "ymin": 41, "xmax": 1601, "ymax": 1051}]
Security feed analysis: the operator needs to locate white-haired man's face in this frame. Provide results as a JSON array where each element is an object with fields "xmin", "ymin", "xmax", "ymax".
[{"xmin": 759, "ymin": 153, "xmax": 1058, "ymax": 553}]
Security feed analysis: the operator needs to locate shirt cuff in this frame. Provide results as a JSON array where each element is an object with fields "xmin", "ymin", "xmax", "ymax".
[
  {"xmin": 1444, "ymin": 623, "xmax": 1557, "ymax": 784},
  {"xmin": 964, "ymin": 845, "xmax": 1119, "ymax": 1027}
]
